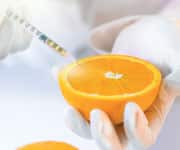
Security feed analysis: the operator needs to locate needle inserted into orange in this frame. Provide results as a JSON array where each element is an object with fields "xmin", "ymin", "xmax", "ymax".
[{"xmin": 6, "ymin": 10, "xmax": 162, "ymax": 125}]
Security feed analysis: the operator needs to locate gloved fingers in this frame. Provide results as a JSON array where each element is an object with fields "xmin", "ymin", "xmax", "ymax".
[
  {"xmin": 144, "ymin": 69, "xmax": 180, "ymax": 136},
  {"xmin": 144, "ymin": 82, "xmax": 176, "ymax": 138},
  {"xmin": 139, "ymin": 79, "xmax": 177, "ymax": 146},
  {"xmin": 9, "ymin": 23, "xmax": 32, "ymax": 53},
  {"xmin": 124, "ymin": 102, "xmax": 154, "ymax": 150},
  {"xmin": 0, "ymin": 2, "xmax": 32, "ymax": 58},
  {"xmin": 165, "ymin": 69, "xmax": 180, "ymax": 96},
  {"xmin": 90, "ymin": 109, "xmax": 123, "ymax": 150},
  {"xmin": 64, "ymin": 106, "xmax": 91, "ymax": 139},
  {"xmin": 145, "ymin": 69, "xmax": 180, "ymax": 135},
  {"xmin": 6, "ymin": 0, "xmax": 31, "ymax": 20},
  {"xmin": 0, "ymin": 16, "xmax": 14, "ymax": 59},
  {"xmin": 6, "ymin": 4, "xmax": 33, "ymax": 53}
]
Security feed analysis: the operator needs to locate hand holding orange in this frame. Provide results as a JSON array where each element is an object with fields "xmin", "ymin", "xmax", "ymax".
[{"xmin": 59, "ymin": 55, "xmax": 161, "ymax": 124}]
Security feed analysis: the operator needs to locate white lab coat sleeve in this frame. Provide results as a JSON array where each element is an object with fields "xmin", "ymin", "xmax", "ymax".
[{"xmin": 0, "ymin": 0, "xmax": 32, "ymax": 59}]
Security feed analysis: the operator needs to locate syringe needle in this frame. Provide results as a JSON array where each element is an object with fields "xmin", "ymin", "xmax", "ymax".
[{"xmin": 6, "ymin": 9, "xmax": 75, "ymax": 62}]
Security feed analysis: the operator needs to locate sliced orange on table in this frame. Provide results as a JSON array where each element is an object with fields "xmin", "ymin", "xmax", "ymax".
[
  {"xmin": 59, "ymin": 54, "xmax": 162, "ymax": 124},
  {"xmin": 18, "ymin": 141, "xmax": 77, "ymax": 150}
]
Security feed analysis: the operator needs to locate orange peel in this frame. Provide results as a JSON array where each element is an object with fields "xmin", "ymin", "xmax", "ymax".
[
  {"xmin": 18, "ymin": 141, "xmax": 77, "ymax": 150},
  {"xmin": 59, "ymin": 55, "xmax": 162, "ymax": 124}
]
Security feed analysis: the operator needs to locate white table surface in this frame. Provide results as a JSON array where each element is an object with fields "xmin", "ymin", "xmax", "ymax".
[{"xmin": 0, "ymin": 0, "xmax": 180, "ymax": 149}]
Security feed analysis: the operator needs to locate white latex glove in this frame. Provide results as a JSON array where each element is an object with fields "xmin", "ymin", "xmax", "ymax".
[
  {"xmin": 78, "ymin": 0, "xmax": 167, "ymax": 27},
  {"xmin": 65, "ymin": 74, "xmax": 180, "ymax": 150},
  {"xmin": 0, "ymin": 0, "xmax": 32, "ymax": 59},
  {"xmin": 160, "ymin": 0, "xmax": 180, "ymax": 20},
  {"xmin": 112, "ymin": 16, "xmax": 180, "ymax": 76},
  {"xmin": 64, "ymin": 16, "xmax": 180, "ymax": 150}
]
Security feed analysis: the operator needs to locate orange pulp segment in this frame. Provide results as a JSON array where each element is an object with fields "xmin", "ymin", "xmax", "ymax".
[{"xmin": 59, "ymin": 55, "xmax": 162, "ymax": 124}]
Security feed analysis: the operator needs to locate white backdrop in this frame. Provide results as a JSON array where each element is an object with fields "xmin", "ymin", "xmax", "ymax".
[{"xmin": 0, "ymin": 0, "xmax": 179, "ymax": 149}]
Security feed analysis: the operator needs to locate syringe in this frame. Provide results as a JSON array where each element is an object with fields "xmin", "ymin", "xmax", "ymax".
[{"xmin": 6, "ymin": 9, "xmax": 75, "ymax": 62}]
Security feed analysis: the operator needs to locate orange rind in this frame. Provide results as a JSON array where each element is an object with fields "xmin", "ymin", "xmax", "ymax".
[
  {"xmin": 18, "ymin": 141, "xmax": 77, "ymax": 150},
  {"xmin": 59, "ymin": 55, "xmax": 162, "ymax": 124}
]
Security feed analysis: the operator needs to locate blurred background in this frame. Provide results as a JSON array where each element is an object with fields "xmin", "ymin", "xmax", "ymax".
[{"xmin": 0, "ymin": 0, "xmax": 180, "ymax": 149}]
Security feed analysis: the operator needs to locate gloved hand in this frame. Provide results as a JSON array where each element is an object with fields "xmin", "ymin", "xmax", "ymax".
[
  {"xmin": 0, "ymin": 0, "xmax": 32, "ymax": 59},
  {"xmin": 65, "ymin": 72, "xmax": 180, "ymax": 150},
  {"xmin": 64, "ymin": 16, "xmax": 180, "ymax": 150},
  {"xmin": 112, "ymin": 16, "xmax": 180, "ymax": 75}
]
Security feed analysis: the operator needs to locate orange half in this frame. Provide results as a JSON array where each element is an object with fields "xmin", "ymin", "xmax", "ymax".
[
  {"xmin": 18, "ymin": 141, "xmax": 77, "ymax": 150},
  {"xmin": 59, "ymin": 54, "xmax": 162, "ymax": 124}
]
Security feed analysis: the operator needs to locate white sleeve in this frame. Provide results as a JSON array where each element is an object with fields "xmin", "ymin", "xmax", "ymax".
[
  {"xmin": 0, "ymin": 0, "xmax": 32, "ymax": 59},
  {"xmin": 160, "ymin": 0, "xmax": 180, "ymax": 20}
]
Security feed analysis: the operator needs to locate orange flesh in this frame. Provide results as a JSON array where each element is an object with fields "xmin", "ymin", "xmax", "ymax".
[
  {"xmin": 18, "ymin": 141, "xmax": 77, "ymax": 150},
  {"xmin": 68, "ymin": 57, "xmax": 153, "ymax": 96}
]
